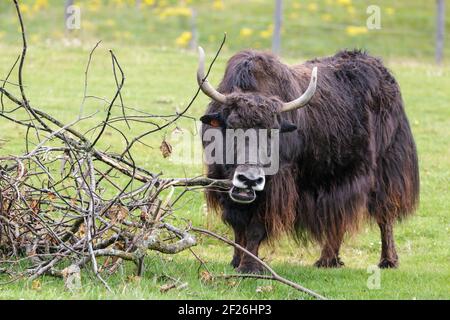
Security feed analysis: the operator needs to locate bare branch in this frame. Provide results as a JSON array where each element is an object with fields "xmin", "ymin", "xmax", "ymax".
[{"xmin": 192, "ymin": 227, "xmax": 326, "ymax": 300}]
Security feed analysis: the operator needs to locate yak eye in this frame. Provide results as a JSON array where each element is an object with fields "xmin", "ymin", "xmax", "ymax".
[
  {"xmin": 210, "ymin": 119, "xmax": 221, "ymax": 127},
  {"xmin": 200, "ymin": 112, "xmax": 225, "ymax": 128}
]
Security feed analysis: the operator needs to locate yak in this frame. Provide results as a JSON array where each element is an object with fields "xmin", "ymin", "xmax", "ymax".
[{"xmin": 196, "ymin": 47, "xmax": 419, "ymax": 274}]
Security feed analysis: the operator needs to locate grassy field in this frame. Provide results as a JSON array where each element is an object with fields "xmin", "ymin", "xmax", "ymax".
[{"xmin": 0, "ymin": 0, "xmax": 449, "ymax": 300}]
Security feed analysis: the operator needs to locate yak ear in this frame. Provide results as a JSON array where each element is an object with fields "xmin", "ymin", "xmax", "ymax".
[
  {"xmin": 200, "ymin": 112, "xmax": 224, "ymax": 128},
  {"xmin": 280, "ymin": 120, "xmax": 297, "ymax": 133}
]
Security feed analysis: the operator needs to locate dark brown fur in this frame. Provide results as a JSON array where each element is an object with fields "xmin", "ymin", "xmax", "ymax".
[{"xmin": 202, "ymin": 49, "xmax": 419, "ymax": 271}]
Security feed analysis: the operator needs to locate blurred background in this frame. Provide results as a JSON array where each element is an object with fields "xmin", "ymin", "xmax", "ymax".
[{"xmin": 0, "ymin": 0, "xmax": 448, "ymax": 62}]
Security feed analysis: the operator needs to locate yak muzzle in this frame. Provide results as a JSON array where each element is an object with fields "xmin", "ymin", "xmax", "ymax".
[{"xmin": 229, "ymin": 166, "xmax": 265, "ymax": 204}]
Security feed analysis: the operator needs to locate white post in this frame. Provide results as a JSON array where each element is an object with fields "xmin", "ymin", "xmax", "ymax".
[
  {"xmin": 436, "ymin": 0, "xmax": 445, "ymax": 64},
  {"xmin": 272, "ymin": 0, "xmax": 282, "ymax": 55},
  {"xmin": 189, "ymin": 8, "xmax": 199, "ymax": 51},
  {"xmin": 65, "ymin": 0, "xmax": 74, "ymax": 32}
]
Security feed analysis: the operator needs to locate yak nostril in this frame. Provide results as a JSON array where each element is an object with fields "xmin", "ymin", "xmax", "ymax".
[
  {"xmin": 237, "ymin": 174, "xmax": 247, "ymax": 182},
  {"xmin": 256, "ymin": 177, "xmax": 264, "ymax": 184}
]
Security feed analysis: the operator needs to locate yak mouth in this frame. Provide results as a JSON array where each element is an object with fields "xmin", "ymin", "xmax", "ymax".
[{"xmin": 229, "ymin": 186, "xmax": 256, "ymax": 204}]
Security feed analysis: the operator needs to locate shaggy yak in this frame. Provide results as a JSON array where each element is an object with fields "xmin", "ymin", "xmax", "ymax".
[{"xmin": 197, "ymin": 47, "xmax": 419, "ymax": 273}]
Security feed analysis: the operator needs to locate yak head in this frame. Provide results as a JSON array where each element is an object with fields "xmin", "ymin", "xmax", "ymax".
[{"xmin": 197, "ymin": 47, "xmax": 317, "ymax": 204}]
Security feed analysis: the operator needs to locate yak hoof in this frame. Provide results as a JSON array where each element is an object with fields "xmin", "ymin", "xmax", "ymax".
[
  {"xmin": 378, "ymin": 258, "xmax": 398, "ymax": 269},
  {"xmin": 236, "ymin": 263, "xmax": 264, "ymax": 274},
  {"xmin": 230, "ymin": 256, "xmax": 241, "ymax": 268},
  {"xmin": 314, "ymin": 257, "xmax": 345, "ymax": 268}
]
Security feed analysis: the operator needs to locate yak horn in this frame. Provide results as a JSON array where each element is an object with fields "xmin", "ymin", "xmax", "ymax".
[
  {"xmin": 280, "ymin": 67, "xmax": 318, "ymax": 112},
  {"xmin": 197, "ymin": 47, "xmax": 227, "ymax": 104}
]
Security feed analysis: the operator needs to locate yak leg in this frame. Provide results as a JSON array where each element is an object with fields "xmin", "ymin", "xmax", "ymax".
[
  {"xmin": 230, "ymin": 227, "xmax": 246, "ymax": 268},
  {"xmin": 378, "ymin": 220, "xmax": 399, "ymax": 268},
  {"xmin": 236, "ymin": 218, "xmax": 266, "ymax": 274},
  {"xmin": 314, "ymin": 233, "xmax": 345, "ymax": 268}
]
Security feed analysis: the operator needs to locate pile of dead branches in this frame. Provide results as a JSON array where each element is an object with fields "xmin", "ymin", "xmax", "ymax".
[
  {"xmin": 0, "ymin": 1, "xmax": 324, "ymax": 299},
  {"xmin": 0, "ymin": 0, "xmax": 231, "ymax": 289}
]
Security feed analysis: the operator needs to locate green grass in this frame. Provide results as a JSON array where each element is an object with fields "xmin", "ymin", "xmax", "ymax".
[{"xmin": 0, "ymin": 0, "xmax": 449, "ymax": 300}]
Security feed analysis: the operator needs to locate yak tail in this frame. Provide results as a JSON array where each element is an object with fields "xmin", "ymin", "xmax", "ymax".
[{"xmin": 369, "ymin": 112, "xmax": 420, "ymax": 223}]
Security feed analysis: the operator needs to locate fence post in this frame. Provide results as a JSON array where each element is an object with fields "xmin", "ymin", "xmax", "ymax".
[
  {"xmin": 272, "ymin": 0, "xmax": 283, "ymax": 55},
  {"xmin": 189, "ymin": 8, "xmax": 199, "ymax": 51},
  {"xmin": 436, "ymin": 0, "xmax": 445, "ymax": 64},
  {"xmin": 65, "ymin": 0, "xmax": 74, "ymax": 32}
]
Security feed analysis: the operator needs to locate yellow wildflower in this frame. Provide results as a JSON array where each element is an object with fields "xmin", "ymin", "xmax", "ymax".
[
  {"xmin": 158, "ymin": 0, "xmax": 168, "ymax": 7},
  {"xmin": 347, "ymin": 6, "xmax": 356, "ymax": 15},
  {"xmin": 259, "ymin": 24, "xmax": 274, "ymax": 39},
  {"xmin": 260, "ymin": 30, "xmax": 272, "ymax": 39},
  {"xmin": 19, "ymin": 4, "xmax": 30, "ymax": 14},
  {"xmin": 307, "ymin": 3, "xmax": 318, "ymax": 12},
  {"xmin": 144, "ymin": 0, "xmax": 155, "ymax": 6},
  {"xmin": 159, "ymin": 6, "xmax": 192, "ymax": 19},
  {"xmin": 175, "ymin": 31, "xmax": 192, "ymax": 47},
  {"xmin": 212, "ymin": 0, "xmax": 225, "ymax": 11},
  {"xmin": 88, "ymin": 0, "xmax": 102, "ymax": 12},
  {"xmin": 337, "ymin": 0, "xmax": 352, "ymax": 6},
  {"xmin": 31, "ymin": 34, "xmax": 41, "ymax": 44},
  {"xmin": 385, "ymin": 7, "xmax": 395, "ymax": 16},
  {"xmin": 33, "ymin": 0, "xmax": 49, "ymax": 12},
  {"xmin": 239, "ymin": 28, "xmax": 253, "ymax": 38},
  {"xmin": 346, "ymin": 26, "xmax": 368, "ymax": 36}
]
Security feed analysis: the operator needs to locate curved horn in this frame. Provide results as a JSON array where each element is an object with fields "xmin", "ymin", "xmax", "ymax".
[
  {"xmin": 197, "ymin": 47, "xmax": 227, "ymax": 104},
  {"xmin": 280, "ymin": 67, "xmax": 318, "ymax": 112}
]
